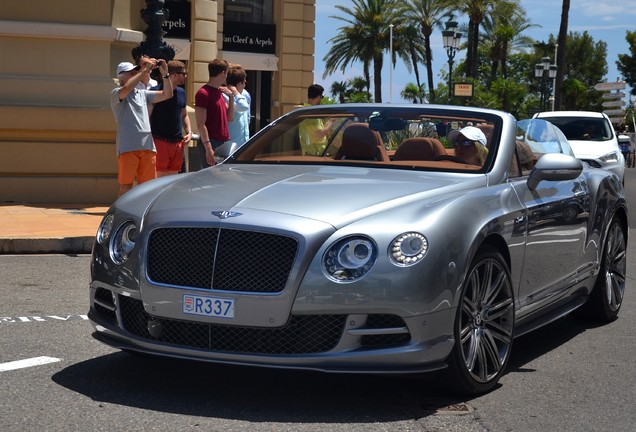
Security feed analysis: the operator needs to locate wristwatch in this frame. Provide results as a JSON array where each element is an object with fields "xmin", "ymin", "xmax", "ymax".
[{"xmin": 163, "ymin": 74, "xmax": 170, "ymax": 79}]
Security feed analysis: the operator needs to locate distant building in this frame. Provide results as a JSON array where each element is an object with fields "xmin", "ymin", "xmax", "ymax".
[{"xmin": 0, "ymin": 0, "xmax": 318, "ymax": 203}]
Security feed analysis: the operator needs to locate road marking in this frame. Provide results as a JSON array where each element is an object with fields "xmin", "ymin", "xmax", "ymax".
[
  {"xmin": 0, "ymin": 356, "xmax": 61, "ymax": 372},
  {"xmin": 0, "ymin": 315, "xmax": 89, "ymax": 323}
]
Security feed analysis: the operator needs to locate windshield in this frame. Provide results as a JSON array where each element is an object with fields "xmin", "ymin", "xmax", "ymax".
[
  {"xmin": 230, "ymin": 106, "xmax": 502, "ymax": 173},
  {"xmin": 540, "ymin": 116, "xmax": 613, "ymax": 142}
]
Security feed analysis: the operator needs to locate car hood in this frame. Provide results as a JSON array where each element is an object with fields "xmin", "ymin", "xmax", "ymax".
[
  {"xmin": 146, "ymin": 164, "xmax": 480, "ymax": 227},
  {"xmin": 568, "ymin": 139, "xmax": 618, "ymax": 160}
]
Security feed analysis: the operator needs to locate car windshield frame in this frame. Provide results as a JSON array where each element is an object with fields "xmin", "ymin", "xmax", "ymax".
[{"xmin": 227, "ymin": 105, "xmax": 504, "ymax": 174}]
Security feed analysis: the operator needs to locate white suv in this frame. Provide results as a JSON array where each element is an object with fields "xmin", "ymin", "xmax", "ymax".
[{"xmin": 534, "ymin": 111, "xmax": 624, "ymax": 182}]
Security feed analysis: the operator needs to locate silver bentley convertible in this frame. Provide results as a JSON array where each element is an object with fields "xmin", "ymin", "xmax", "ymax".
[{"xmin": 89, "ymin": 104, "xmax": 628, "ymax": 395}]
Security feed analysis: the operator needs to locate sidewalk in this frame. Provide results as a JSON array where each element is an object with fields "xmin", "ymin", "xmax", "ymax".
[{"xmin": 0, "ymin": 203, "xmax": 110, "ymax": 254}]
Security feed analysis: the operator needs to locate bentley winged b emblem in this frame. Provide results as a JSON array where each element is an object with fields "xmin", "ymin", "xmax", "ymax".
[{"xmin": 212, "ymin": 210, "xmax": 242, "ymax": 219}]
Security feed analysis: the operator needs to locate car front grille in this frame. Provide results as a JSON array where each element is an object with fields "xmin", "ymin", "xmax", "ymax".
[
  {"xmin": 147, "ymin": 228, "xmax": 298, "ymax": 293},
  {"xmin": 119, "ymin": 296, "xmax": 346, "ymax": 354}
]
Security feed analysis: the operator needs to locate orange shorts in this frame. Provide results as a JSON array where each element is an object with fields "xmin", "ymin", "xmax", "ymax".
[
  {"xmin": 154, "ymin": 136, "xmax": 185, "ymax": 172},
  {"xmin": 118, "ymin": 150, "xmax": 157, "ymax": 185}
]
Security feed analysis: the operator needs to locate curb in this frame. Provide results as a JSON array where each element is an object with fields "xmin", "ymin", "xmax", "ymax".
[{"xmin": 0, "ymin": 237, "xmax": 95, "ymax": 254}]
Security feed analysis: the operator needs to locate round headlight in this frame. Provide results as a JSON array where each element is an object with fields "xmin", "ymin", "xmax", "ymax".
[
  {"xmin": 390, "ymin": 232, "xmax": 428, "ymax": 266},
  {"xmin": 96, "ymin": 214, "xmax": 114, "ymax": 244},
  {"xmin": 323, "ymin": 236, "xmax": 377, "ymax": 282},
  {"xmin": 110, "ymin": 221, "xmax": 138, "ymax": 264}
]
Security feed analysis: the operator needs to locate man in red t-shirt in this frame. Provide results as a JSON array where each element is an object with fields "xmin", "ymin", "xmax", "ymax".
[{"xmin": 194, "ymin": 59, "xmax": 235, "ymax": 168}]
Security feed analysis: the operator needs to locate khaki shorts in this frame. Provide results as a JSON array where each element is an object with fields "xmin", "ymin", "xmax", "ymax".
[{"xmin": 118, "ymin": 150, "xmax": 157, "ymax": 185}]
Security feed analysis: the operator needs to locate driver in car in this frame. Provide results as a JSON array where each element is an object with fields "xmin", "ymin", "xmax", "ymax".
[{"xmin": 448, "ymin": 126, "xmax": 489, "ymax": 166}]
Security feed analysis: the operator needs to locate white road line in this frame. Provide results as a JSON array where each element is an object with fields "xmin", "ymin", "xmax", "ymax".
[{"xmin": 0, "ymin": 356, "xmax": 61, "ymax": 372}]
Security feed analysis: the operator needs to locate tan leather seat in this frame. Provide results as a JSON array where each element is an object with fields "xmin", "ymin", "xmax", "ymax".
[
  {"xmin": 334, "ymin": 123, "xmax": 389, "ymax": 161},
  {"xmin": 394, "ymin": 137, "xmax": 447, "ymax": 161}
]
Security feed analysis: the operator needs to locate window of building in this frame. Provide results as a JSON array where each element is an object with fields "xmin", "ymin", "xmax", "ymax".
[{"xmin": 224, "ymin": 0, "xmax": 273, "ymax": 24}]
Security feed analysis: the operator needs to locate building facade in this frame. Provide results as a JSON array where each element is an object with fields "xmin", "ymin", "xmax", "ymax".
[{"xmin": 0, "ymin": 0, "xmax": 318, "ymax": 203}]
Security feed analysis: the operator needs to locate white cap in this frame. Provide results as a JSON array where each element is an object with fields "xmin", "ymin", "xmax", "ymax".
[
  {"xmin": 447, "ymin": 126, "xmax": 488, "ymax": 147},
  {"xmin": 116, "ymin": 62, "xmax": 138, "ymax": 75}
]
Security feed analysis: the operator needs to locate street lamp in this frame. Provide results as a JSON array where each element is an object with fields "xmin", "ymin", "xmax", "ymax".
[
  {"xmin": 534, "ymin": 56, "xmax": 557, "ymax": 111},
  {"xmin": 442, "ymin": 19, "xmax": 462, "ymax": 103}
]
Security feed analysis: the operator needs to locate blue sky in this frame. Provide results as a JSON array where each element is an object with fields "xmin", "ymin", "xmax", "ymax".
[{"xmin": 313, "ymin": 0, "xmax": 636, "ymax": 104}]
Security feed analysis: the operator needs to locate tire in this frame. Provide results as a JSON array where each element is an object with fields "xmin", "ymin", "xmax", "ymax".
[
  {"xmin": 445, "ymin": 246, "xmax": 515, "ymax": 395},
  {"xmin": 579, "ymin": 219, "xmax": 626, "ymax": 322}
]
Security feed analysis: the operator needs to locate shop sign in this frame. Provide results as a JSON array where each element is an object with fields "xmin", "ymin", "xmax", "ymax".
[
  {"xmin": 163, "ymin": 1, "xmax": 191, "ymax": 39},
  {"xmin": 223, "ymin": 22, "xmax": 276, "ymax": 54},
  {"xmin": 454, "ymin": 83, "xmax": 473, "ymax": 97}
]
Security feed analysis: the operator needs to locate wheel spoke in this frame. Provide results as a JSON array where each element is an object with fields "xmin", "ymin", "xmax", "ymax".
[
  {"xmin": 484, "ymin": 317, "xmax": 513, "ymax": 344},
  {"xmin": 485, "ymin": 297, "xmax": 514, "ymax": 322},
  {"xmin": 482, "ymin": 328, "xmax": 504, "ymax": 369}
]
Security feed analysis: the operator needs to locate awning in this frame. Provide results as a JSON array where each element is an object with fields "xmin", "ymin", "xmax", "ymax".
[{"xmin": 221, "ymin": 51, "xmax": 279, "ymax": 71}]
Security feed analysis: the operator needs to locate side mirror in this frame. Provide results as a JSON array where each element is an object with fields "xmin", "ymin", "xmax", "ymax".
[{"xmin": 527, "ymin": 153, "xmax": 583, "ymax": 191}]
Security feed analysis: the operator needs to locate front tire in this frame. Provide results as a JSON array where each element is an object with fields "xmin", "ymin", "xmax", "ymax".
[
  {"xmin": 579, "ymin": 218, "xmax": 626, "ymax": 322},
  {"xmin": 446, "ymin": 246, "xmax": 515, "ymax": 395}
]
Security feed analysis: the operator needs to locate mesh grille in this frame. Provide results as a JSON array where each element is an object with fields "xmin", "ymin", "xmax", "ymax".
[
  {"xmin": 147, "ymin": 228, "xmax": 298, "ymax": 293},
  {"xmin": 119, "ymin": 296, "xmax": 347, "ymax": 354}
]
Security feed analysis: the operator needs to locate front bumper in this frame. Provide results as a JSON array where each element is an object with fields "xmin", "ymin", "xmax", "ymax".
[{"xmin": 89, "ymin": 282, "xmax": 455, "ymax": 374}]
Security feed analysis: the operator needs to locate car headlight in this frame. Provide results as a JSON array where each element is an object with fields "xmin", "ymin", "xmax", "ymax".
[
  {"xmin": 390, "ymin": 232, "xmax": 428, "ymax": 266},
  {"xmin": 599, "ymin": 151, "xmax": 619, "ymax": 163},
  {"xmin": 110, "ymin": 221, "xmax": 138, "ymax": 264},
  {"xmin": 96, "ymin": 214, "xmax": 115, "ymax": 244},
  {"xmin": 323, "ymin": 236, "xmax": 377, "ymax": 282}
]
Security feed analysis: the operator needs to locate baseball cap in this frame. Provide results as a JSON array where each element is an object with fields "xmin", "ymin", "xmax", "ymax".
[
  {"xmin": 447, "ymin": 126, "xmax": 488, "ymax": 147},
  {"xmin": 116, "ymin": 62, "xmax": 139, "ymax": 75}
]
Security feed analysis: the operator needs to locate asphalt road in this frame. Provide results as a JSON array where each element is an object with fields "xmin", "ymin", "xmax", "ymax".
[{"xmin": 1, "ymin": 168, "xmax": 635, "ymax": 432}]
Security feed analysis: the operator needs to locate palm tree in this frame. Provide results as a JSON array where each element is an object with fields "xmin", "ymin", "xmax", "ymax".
[
  {"xmin": 446, "ymin": 0, "xmax": 503, "ymax": 78},
  {"xmin": 480, "ymin": 1, "xmax": 536, "ymax": 86},
  {"xmin": 330, "ymin": 81, "xmax": 348, "ymax": 103},
  {"xmin": 392, "ymin": 23, "xmax": 427, "ymax": 102},
  {"xmin": 406, "ymin": 0, "xmax": 449, "ymax": 103},
  {"xmin": 555, "ymin": 0, "xmax": 570, "ymax": 110},
  {"xmin": 323, "ymin": 0, "xmax": 407, "ymax": 102},
  {"xmin": 401, "ymin": 82, "xmax": 426, "ymax": 103}
]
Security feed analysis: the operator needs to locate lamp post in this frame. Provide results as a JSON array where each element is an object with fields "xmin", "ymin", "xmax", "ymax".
[
  {"xmin": 131, "ymin": 0, "xmax": 175, "ymax": 62},
  {"xmin": 534, "ymin": 56, "xmax": 557, "ymax": 112},
  {"xmin": 389, "ymin": 24, "xmax": 394, "ymax": 103},
  {"xmin": 442, "ymin": 19, "xmax": 461, "ymax": 103}
]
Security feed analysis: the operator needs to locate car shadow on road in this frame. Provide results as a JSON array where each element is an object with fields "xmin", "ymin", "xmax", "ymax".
[
  {"xmin": 51, "ymin": 314, "xmax": 604, "ymax": 422},
  {"xmin": 52, "ymin": 351, "xmax": 464, "ymax": 422},
  {"xmin": 507, "ymin": 314, "xmax": 605, "ymax": 372}
]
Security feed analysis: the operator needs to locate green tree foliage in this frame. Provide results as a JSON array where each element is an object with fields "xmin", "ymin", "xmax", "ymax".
[
  {"xmin": 401, "ymin": 82, "xmax": 427, "ymax": 103},
  {"xmin": 617, "ymin": 30, "xmax": 636, "ymax": 96},
  {"xmin": 561, "ymin": 31, "xmax": 608, "ymax": 110},
  {"xmin": 321, "ymin": 0, "xmax": 620, "ymax": 114},
  {"xmin": 323, "ymin": 0, "xmax": 407, "ymax": 102}
]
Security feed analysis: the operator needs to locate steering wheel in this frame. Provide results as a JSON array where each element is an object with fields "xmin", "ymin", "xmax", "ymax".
[{"xmin": 433, "ymin": 155, "xmax": 467, "ymax": 164}]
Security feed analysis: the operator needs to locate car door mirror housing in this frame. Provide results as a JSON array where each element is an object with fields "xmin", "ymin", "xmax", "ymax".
[{"xmin": 527, "ymin": 153, "xmax": 583, "ymax": 191}]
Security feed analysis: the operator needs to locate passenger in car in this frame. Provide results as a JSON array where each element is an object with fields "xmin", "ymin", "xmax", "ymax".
[{"xmin": 447, "ymin": 126, "xmax": 489, "ymax": 166}]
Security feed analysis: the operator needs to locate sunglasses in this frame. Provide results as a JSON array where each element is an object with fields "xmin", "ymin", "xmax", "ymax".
[{"xmin": 456, "ymin": 139, "xmax": 476, "ymax": 147}]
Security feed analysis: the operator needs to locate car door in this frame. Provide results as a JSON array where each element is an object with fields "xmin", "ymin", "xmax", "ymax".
[{"xmin": 509, "ymin": 120, "xmax": 592, "ymax": 316}]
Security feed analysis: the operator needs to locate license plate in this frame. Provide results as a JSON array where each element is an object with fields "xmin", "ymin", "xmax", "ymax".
[{"xmin": 182, "ymin": 294, "xmax": 235, "ymax": 319}]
